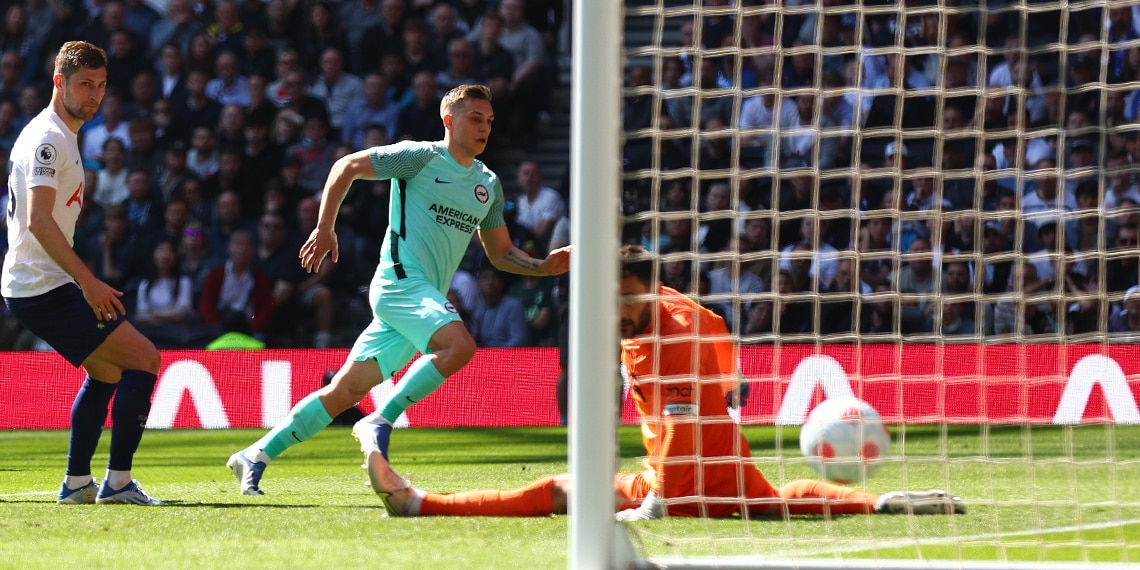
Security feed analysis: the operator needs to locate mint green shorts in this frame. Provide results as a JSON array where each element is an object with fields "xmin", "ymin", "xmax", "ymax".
[{"xmin": 347, "ymin": 277, "xmax": 463, "ymax": 379}]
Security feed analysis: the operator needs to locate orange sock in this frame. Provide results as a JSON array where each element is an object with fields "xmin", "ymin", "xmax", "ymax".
[
  {"xmin": 419, "ymin": 475, "xmax": 555, "ymax": 517},
  {"xmin": 776, "ymin": 479, "xmax": 879, "ymax": 516}
]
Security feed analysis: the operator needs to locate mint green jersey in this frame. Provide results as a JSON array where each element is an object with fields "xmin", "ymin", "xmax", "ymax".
[{"xmin": 369, "ymin": 140, "xmax": 505, "ymax": 291}]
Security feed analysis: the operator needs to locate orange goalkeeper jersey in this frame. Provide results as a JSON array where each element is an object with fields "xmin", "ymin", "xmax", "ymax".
[{"xmin": 620, "ymin": 286, "xmax": 776, "ymax": 516}]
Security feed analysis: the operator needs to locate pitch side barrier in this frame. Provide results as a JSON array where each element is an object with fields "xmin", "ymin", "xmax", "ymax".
[{"xmin": 0, "ymin": 344, "xmax": 1136, "ymax": 429}]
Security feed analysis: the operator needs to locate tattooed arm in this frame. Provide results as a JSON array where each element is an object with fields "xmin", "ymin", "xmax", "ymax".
[{"xmin": 478, "ymin": 225, "xmax": 571, "ymax": 277}]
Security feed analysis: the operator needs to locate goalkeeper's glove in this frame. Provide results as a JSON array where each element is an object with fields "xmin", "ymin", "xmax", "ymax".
[{"xmin": 615, "ymin": 491, "xmax": 666, "ymax": 521}]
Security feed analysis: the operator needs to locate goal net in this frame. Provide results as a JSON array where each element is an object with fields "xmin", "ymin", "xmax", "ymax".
[{"xmin": 569, "ymin": 0, "xmax": 1140, "ymax": 568}]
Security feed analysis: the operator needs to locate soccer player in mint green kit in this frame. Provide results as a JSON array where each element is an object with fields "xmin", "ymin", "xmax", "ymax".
[{"xmin": 227, "ymin": 84, "xmax": 571, "ymax": 495}]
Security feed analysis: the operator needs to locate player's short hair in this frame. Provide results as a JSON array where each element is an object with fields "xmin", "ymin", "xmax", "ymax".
[
  {"xmin": 620, "ymin": 245, "xmax": 655, "ymax": 287},
  {"xmin": 54, "ymin": 41, "xmax": 107, "ymax": 78},
  {"xmin": 439, "ymin": 84, "xmax": 492, "ymax": 118}
]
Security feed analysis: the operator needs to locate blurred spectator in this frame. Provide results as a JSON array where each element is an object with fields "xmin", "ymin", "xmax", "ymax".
[
  {"xmin": 186, "ymin": 32, "xmax": 217, "ymax": 76},
  {"xmin": 278, "ymin": 70, "xmax": 330, "ymax": 125},
  {"xmin": 151, "ymin": 98, "xmax": 180, "ymax": 150},
  {"xmin": 264, "ymin": 0, "xmax": 300, "ymax": 55},
  {"xmin": 472, "ymin": 265, "xmax": 530, "ymax": 347},
  {"xmin": 206, "ymin": 50, "xmax": 251, "ymax": 107},
  {"xmin": 245, "ymin": 73, "xmax": 278, "ymax": 126},
  {"xmin": 308, "ymin": 47, "xmax": 364, "ymax": 131},
  {"xmin": 1104, "ymin": 151, "xmax": 1140, "ymax": 212},
  {"xmin": 145, "ymin": 197, "xmax": 191, "ymax": 246},
  {"xmin": 692, "ymin": 56, "xmax": 733, "ymax": 127},
  {"xmin": 507, "ymin": 271, "xmax": 558, "ymax": 346},
  {"xmin": 1022, "ymin": 158, "xmax": 1074, "ymax": 216},
  {"xmin": 473, "ymin": 10, "xmax": 515, "ymax": 103},
  {"xmin": 287, "ymin": 114, "xmax": 338, "ymax": 195},
  {"xmin": 819, "ymin": 257, "xmax": 869, "ymax": 334},
  {"xmin": 186, "ymin": 125, "xmax": 220, "ymax": 180},
  {"xmin": 981, "ymin": 221, "xmax": 1013, "ymax": 294},
  {"xmin": 124, "ymin": 167, "xmax": 163, "ymax": 237},
  {"xmin": 779, "ymin": 217, "xmax": 840, "ymax": 289},
  {"xmin": 126, "ymin": 118, "xmax": 161, "ymax": 175},
  {"xmin": 514, "ymin": 160, "xmax": 566, "ymax": 249},
  {"xmin": 106, "ymin": 29, "xmax": 148, "ymax": 97},
  {"xmin": 300, "ymin": 2, "xmax": 349, "ymax": 76},
  {"xmin": 80, "ymin": 0, "xmax": 127, "ymax": 50},
  {"xmin": 241, "ymin": 26, "xmax": 277, "ymax": 81},
  {"xmin": 1108, "ymin": 286, "xmax": 1140, "ymax": 334},
  {"xmin": 207, "ymin": 0, "xmax": 244, "ymax": 56},
  {"xmin": 436, "ymin": 37, "xmax": 480, "ymax": 96},
  {"xmin": 134, "ymin": 238, "xmax": 215, "ymax": 348},
  {"xmin": 739, "ymin": 66, "xmax": 782, "ymax": 149},
  {"xmin": 88, "ymin": 204, "xmax": 142, "ymax": 292},
  {"xmin": 381, "ymin": 52, "xmax": 414, "ymax": 107},
  {"xmin": 82, "ymin": 91, "xmax": 131, "ymax": 162},
  {"xmin": 360, "ymin": 0, "xmax": 407, "ymax": 74},
  {"xmin": 242, "ymin": 118, "xmax": 283, "ymax": 189},
  {"xmin": 94, "ymin": 138, "xmax": 130, "ymax": 208},
  {"xmin": 199, "ymin": 230, "xmax": 275, "ymax": 340},
  {"xmin": 396, "ymin": 71, "xmax": 444, "ymax": 142},
  {"xmin": 210, "ymin": 148, "xmax": 256, "ymax": 213},
  {"xmin": 150, "ymin": 0, "xmax": 205, "ymax": 56},
  {"xmin": 177, "ymin": 70, "xmax": 223, "ymax": 135},
  {"xmin": 774, "ymin": 264, "xmax": 812, "ymax": 334},
  {"xmin": 267, "ymin": 49, "xmax": 302, "ymax": 107},
  {"xmin": 993, "ymin": 261, "xmax": 1054, "ymax": 335},
  {"xmin": 934, "ymin": 300, "xmax": 976, "ymax": 336},
  {"xmin": 155, "ymin": 142, "xmax": 193, "ymax": 204},
  {"xmin": 402, "ymin": 18, "xmax": 437, "ymax": 77},
  {"xmin": 179, "ymin": 221, "xmax": 215, "ymax": 300},
  {"xmin": 342, "ymin": 73, "xmax": 400, "ymax": 148},
  {"xmin": 340, "ymin": 0, "xmax": 384, "ymax": 74},
  {"xmin": 177, "ymin": 176, "xmax": 213, "ymax": 227},
  {"xmin": 206, "ymin": 190, "xmax": 255, "ymax": 254},
  {"xmin": 706, "ymin": 252, "xmax": 767, "ymax": 332},
  {"xmin": 767, "ymin": 92, "xmax": 839, "ymax": 170},
  {"xmin": 1106, "ymin": 224, "xmax": 1140, "ymax": 293},
  {"xmin": 857, "ymin": 214, "xmax": 894, "ymax": 290},
  {"xmin": 427, "ymin": 2, "xmax": 465, "ymax": 69},
  {"xmin": 894, "ymin": 237, "xmax": 936, "ymax": 333},
  {"xmin": 0, "ymin": 52, "xmax": 24, "ymax": 103},
  {"xmin": 215, "ymin": 103, "xmax": 246, "ymax": 150}
]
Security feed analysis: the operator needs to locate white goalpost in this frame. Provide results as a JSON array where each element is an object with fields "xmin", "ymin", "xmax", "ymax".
[{"xmin": 569, "ymin": 0, "xmax": 1140, "ymax": 569}]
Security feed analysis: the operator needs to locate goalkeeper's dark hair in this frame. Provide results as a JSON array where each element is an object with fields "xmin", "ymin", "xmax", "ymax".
[
  {"xmin": 619, "ymin": 245, "xmax": 655, "ymax": 287},
  {"xmin": 54, "ymin": 41, "xmax": 107, "ymax": 78}
]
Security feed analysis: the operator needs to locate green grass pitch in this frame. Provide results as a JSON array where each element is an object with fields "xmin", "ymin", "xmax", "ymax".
[{"xmin": 1, "ymin": 425, "xmax": 1138, "ymax": 569}]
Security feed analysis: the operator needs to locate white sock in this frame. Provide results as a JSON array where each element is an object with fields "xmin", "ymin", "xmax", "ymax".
[
  {"xmin": 64, "ymin": 475, "xmax": 93, "ymax": 490},
  {"xmin": 408, "ymin": 488, "xmax": 426, "ymax": 516},
  {"xmin": 105, "ymin": 469, "xmax": 131, "ymax": 490},
  {"xmin": 243, "ymin": 448, "xmax": 272, "ymax": 464}
]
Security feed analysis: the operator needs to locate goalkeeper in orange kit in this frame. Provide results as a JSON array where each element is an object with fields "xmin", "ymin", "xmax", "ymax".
[{"xmin": 362, "ymin": 246, "xmax": 965, "ymax": 519}]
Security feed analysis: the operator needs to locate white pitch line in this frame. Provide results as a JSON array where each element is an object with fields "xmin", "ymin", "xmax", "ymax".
[
  {"xmin": 777, "ymin": 518, "xmax": 1140, "ymax": 558},
  {"xmin": 0, "ymin": 490, "xmax": 54, "ymax": 498}
]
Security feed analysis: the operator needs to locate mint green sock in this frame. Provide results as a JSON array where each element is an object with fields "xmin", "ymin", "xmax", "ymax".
[
  {"xmin": 255, "ymin": 393, "xmax": 333, "ymax": 460},
  {"xmin": 379, "ymin": 356, "xmax": 447, "ymax": 423}
]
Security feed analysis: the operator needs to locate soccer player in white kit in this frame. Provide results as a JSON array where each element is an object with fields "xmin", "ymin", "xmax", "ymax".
[{"xmin": 2, "ymin": 41, "xmax": 163, "ymax": 505}]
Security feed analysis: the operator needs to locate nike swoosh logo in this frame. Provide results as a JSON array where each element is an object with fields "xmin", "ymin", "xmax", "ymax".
[
  {"xmin": 435, "ymin": 177, "xmax": 451, "ymax": 184},
  {"xmin": 291, "ymin": 430, "xmax": 302, "ymax": 442},
  {"xmin": 405, "ymin": 396, "xmax": 417, "ymax": 404}
]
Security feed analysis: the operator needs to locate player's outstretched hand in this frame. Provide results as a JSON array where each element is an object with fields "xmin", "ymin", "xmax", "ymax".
[
  {"xmin": 299, "ymin": 228, "xmax": 339, "ymax": 273},
  {"xmin": 539, "ymin": 245, "xmax": 573, "ymax": 275},
  {"xmin": 81, "ymin": 278, "xmax": 125, "ymax": 321}
]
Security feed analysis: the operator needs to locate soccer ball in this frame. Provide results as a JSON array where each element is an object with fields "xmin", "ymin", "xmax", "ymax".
[{"xmin": 799, "ymin": 397, "xmax": 891, "ymax": 484}]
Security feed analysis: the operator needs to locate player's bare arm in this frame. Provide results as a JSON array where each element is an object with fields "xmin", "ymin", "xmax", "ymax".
[
  {"xmin": 299, "ymin": 149, "xmax": 379, "ymax": 273},
  {"xmin": 26, "ymin": 185, "xmax": 123, "ymax": 320},
  {"xmin": 478, "ymin": 225, "xmax": 572, "ymax": 276}
]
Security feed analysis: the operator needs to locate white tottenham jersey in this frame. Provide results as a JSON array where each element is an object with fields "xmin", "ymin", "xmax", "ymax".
[{"xmin": 1, "ymin": 108, "xmax": 86, "ymax": 298}]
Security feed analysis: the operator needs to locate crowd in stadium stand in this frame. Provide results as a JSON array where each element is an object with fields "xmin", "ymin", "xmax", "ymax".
[
  {"xmin": 621, "ymin": 1, "xmax": 1140, "ymax": 340},
  {"xmin": 0, "ymin": 0, "xmax": 569, "ymax": 350},
  {"xmin": 1, "ymin": 0, "xmax": 1138, "ymax": 350}
]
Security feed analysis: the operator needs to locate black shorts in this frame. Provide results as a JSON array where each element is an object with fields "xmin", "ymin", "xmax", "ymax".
[{"xmin": 6, "ymin": 283, "xmax": 123, "ymax": 367}]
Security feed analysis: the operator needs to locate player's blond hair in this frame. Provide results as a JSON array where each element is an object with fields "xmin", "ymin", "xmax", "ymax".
[
  {"xmin": 439, "ymin": 84, "xmax": 492, "ymax": 118},
  {"xmin": 54, "ymin": 41, "xmax": 107, "ymax": 79}
]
